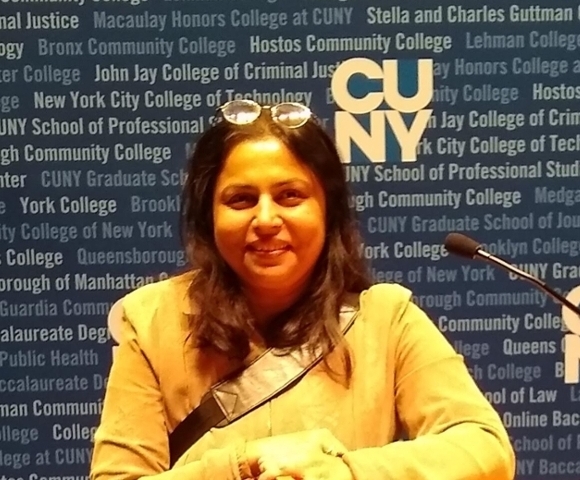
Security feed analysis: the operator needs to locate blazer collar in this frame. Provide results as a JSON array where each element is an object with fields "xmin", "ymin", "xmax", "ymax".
[{"xmin": 174, "ymin": 271, "xmax": 361, "ymax": 316}]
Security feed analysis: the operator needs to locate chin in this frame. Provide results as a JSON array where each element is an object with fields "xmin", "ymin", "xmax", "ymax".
[{"xmin": 248, "ymin": 269, "xmax": 296, "ymax": 288}]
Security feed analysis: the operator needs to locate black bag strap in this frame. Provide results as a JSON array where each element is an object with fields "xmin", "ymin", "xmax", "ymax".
[{"xmin": 168, "ymin": 306, "xmax": 358, "ymax": 467}]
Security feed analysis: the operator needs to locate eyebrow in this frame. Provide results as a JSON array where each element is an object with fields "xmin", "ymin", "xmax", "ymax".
[{"xmin": 221, "ymin": 178, "xmax": 309, "ymax": 192}]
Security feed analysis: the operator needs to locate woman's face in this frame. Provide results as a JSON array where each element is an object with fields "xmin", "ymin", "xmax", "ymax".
[{"xmin": 213, "ymin": 138, "xmax": 326, "ymax": 294}]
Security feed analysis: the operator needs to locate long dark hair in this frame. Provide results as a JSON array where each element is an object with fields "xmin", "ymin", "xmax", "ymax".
[{"xmin": 179, "ymin": 108, "xmax": 371, "ymax": 383}]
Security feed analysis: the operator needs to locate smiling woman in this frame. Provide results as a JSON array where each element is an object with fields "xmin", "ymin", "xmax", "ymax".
[
  {"xmin": 179, "ymin": 100, "xmax": 366, "ymax": 350},
  {"xmin": 212, "ymin": 138, "xmax": 327, "ymax": 322},
  {"xmin": 90, "ymin": 99, "xmax": 515, "ymax": 480}
]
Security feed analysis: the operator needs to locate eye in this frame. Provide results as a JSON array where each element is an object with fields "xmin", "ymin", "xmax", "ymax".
[
  {"xmin": 227, "ymin": 193, "xmax": 255, "ymax": 208},
  {"xmin": 278, "ymin": 189, "xmax": 304, "ymax": 204},
  {"xmin": 281, "ymin": 190, "xmax": 299, "ymax": 198}
]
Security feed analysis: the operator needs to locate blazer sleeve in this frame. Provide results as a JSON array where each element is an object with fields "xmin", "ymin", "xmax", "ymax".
[
  {"xmin": 341, "ymin": 289, "xmax": 516, "ymax": 480},
  {"xmin": 89, "ymin": 311, "xmax": 247, "ymax": 480}
]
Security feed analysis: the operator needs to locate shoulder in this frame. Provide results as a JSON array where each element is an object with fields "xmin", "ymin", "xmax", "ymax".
[
  {"xmin": 353, "ymin": 282, "xmax": 431, "ymax": 339},
  {"xmin": 119, "ymin": 272, "xmax": 193, "ymax": 338},
  {"xmin": 352, "ymin": 283, "xmax": 452, "ymax": 361},
  {"xmin": 356, "ymin": 282, "xmax": 450, "ymax": 350},
  {"xmin": 358, "ymin": 282, "xmax": 413, "ymax": 321},
  {"xmin": 123, "ymin": 272, "xmax": 192, "ymax": 315}
]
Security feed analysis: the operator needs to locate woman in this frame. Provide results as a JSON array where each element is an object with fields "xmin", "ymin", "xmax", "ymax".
[{"xmin": 90, "ymin": 100, "xmax": 515, "ymax": 480}]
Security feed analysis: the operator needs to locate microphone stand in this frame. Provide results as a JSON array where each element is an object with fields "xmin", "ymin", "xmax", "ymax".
[{"xmin": 475, "ymin": 249, "xmax": 580, "ymax": 318}]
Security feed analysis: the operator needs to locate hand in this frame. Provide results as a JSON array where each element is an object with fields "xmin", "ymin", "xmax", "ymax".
[
  {"xmin": 257, "ymin": 446, "xmax": 353, "ymax": 480},
  {"xmin": 244, "ymin": 429, "xmax": 352, "ymax": 480},
  {"xmin": 245, "ymin": 429, "xmax": 347, "ymax": 466}
]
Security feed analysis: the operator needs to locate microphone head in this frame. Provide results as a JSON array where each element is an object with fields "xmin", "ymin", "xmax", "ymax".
[{"xmin": 444, "ymin": 233, "xmax": 481, "ymax": 258}]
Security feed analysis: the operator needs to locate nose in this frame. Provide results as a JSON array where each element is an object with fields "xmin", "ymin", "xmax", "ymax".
[{"xmin": 253, "ymin": 196, "xmax": 282, "ymax": 232}]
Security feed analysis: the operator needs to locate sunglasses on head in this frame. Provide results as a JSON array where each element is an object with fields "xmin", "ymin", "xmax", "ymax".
[{"xmin": 216, "ymin": 99, "xmax": 312, "ymax": 128}]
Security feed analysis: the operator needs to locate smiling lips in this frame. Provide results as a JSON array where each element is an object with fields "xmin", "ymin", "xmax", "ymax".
[{"xmin": 247, "ymin": 243, "xmax": 291, "ymax": 255}]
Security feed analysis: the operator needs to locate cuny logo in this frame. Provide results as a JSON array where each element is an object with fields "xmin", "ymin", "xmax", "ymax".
[
  {"xmin": 562, "ymin": 285, "xmax": 580, "ymax": 384},
  {"xmin": 330, "ymin": 58, "xmax": 433, "ymax": 163}
]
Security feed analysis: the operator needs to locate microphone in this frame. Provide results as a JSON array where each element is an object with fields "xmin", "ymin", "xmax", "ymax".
[{"xmin": 444, "ymin": 232, "xmax": 580, "ymax": 318}]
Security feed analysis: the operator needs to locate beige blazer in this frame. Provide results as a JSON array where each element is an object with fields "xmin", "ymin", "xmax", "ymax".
[{"xmin": 90, "ymin": 273, "xmax": 515, "ymax": 480}]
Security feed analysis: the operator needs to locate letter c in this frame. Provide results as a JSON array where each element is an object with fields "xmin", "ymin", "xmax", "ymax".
[
  {"xmin": 331, "ymin": 58, "xmax": 383, "ymax": 114},
  {"xmin": 563, "ymin": 285, "xmax": 580, "ymax": 335}
]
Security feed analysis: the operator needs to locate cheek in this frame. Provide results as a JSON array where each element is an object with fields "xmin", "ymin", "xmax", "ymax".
[
  {"xmin": 213, "ymin": 209, "xmax": 248, "ymax": 245},
  {"xmin": 287, "ymin": 206, "xmax": 326, "ymax": 243},
  {"xmin": 300, "ymin": 201, "xmax": 326, "ymax": 227}
]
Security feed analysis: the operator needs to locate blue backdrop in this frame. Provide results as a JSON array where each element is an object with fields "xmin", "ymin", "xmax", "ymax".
[{"xmin": 1, "ymin": 1, "xmax": 580, "ymax": 478}]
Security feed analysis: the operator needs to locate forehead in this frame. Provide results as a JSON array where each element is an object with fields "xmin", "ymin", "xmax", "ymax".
[{"xmin": 216, "ymin": 138, "xmax": 316, "ymax": 186}]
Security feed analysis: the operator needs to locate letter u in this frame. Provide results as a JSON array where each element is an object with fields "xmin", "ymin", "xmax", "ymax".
[{"xmin": 382, "ymin": 59, "xmax": 433, "ymax": 112}]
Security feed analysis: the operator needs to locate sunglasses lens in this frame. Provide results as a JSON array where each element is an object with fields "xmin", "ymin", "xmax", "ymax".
[
  {"xmin": 271, "ymin": 103, "xmax": 311, "ymax": 128},
  {"xmin": 221, "ymin": 100, "xmax": 261, "ymax": 125}
]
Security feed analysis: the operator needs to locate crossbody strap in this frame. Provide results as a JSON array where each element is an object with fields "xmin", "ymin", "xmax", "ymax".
[{"xmin": 168, "ymin": 306, "xmax": 358, "ymax": 467}]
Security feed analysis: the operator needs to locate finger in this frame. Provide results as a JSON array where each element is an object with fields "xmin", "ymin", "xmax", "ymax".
[
  {"xmin": 257, "ymin": 458, "xmax": 304, "ymax": 480},
  {"xmin": 259, "ymin": 475, "xmax": 302, "ymax": 480},
  {"xmin": 256, "ymin": 471, "xmax": 276, "ymax": 480},
  {"xmin": 257, "ymin": 459, "xmax": 286, "ymax": 480},
  {"xmin": 318, "ymin": 430, "xmax": 348, "ymax": 453},
  {"xmin": 321, "ymin": 441, "xmax": 347, "ymax": 458},
  {"xmin": 332, "ymin": 438, "xmax": 348, "ymax": 452},
  {"xmin": 261, "ymin": 464, "xmax": 306, "ymax": 480},
  {"xmin": 257, "ymin": 469, "xmax": 297, "ymax": 480}
]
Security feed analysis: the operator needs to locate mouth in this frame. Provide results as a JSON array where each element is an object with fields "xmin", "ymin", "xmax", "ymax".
[{"xmin": 247, "ymin": 245, "xmax": 291, "ymax": 255}]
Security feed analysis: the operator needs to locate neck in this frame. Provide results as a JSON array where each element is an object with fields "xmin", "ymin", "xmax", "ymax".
[{"xmin": 243, "ymin": 284, "xmax": 307, "ymax": 325}]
